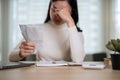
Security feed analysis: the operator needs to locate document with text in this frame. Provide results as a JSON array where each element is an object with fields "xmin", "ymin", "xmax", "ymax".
[
  {"xmin": 19, "ymin": 24, "xmax": 43, "ymax": 50},
  {"xmin": 36, "ymin": 60, "xmax": 82, "ymax": 66}
]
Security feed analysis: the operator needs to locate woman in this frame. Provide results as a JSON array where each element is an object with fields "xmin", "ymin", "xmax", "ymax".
[{"xmin": 9, "ymin": 0, "xmax": 85, "ymax": 63}]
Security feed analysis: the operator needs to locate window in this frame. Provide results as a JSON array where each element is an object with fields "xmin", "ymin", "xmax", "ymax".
[
  {"xmin": 78, "ymin": 0, "xmax": 104, "ymax": 54},
  {"xmin": 9, "ymin": 0, "xmax": 50, "ymax": 51}
]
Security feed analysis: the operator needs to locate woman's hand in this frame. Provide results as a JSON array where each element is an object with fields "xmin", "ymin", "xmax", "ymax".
[
  {"xmin": 19, "ymin": 41, "xmax": 36, "ymax": 58},
  {"xmin": 55, "ymin": 8, "xmax": 75, "ymax": 27}
]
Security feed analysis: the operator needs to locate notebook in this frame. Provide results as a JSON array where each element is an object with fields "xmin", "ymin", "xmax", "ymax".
[{"xmin": 36, "ymin": 60, "xmax": 82, "ymax": 66}]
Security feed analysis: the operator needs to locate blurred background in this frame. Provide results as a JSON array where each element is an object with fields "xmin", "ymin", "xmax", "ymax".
[{"xmin": 0, "ymin": 0, "xmax": 120, "ymax": 61}]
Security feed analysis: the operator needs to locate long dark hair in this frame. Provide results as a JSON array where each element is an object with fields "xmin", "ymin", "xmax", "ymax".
[{"xmin": 44, "ymin": 0, "xmax": 82, "ymax": 32}]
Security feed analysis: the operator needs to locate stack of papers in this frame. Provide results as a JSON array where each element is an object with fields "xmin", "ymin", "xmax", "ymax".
[
  {"xmin": 36, "ymin": 60, "xmax": 82, "ymax": 66},
  {"xmin": 19, "ymin": 24, "xmax": 43, "ymax": 50}
]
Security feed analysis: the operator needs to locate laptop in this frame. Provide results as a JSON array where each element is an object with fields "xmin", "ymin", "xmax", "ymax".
[
  {"xmin": 0, "ymin": 53, "xmax": 35, "ymax": 70},
  {"xmin": 0, "ymin": 62, "xmax": 34, "ymax": 70}
]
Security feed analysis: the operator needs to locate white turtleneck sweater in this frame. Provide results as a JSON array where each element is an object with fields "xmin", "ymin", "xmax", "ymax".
[{"xmin": 9, "ymin": 21, "xmax": 85, "ymax": 63}]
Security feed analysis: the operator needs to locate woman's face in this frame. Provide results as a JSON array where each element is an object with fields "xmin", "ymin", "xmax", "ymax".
[{"xmin": 50, "ymin": 1, "xmax": 71, "ymax": 25}]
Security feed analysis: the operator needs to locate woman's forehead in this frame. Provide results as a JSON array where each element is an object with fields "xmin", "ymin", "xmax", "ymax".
[
  {"xmin": 51, "ymin": 0, "xmax": 67, "ymax": 2},
  {"xmin": 51, "ymin": 1, "xmax": 69, "ymax": 8}
]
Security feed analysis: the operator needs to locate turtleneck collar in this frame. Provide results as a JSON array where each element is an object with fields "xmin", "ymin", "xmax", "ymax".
[{"xmin": 48, "ymin": 21, "xmax": 68, "ymax": 29}]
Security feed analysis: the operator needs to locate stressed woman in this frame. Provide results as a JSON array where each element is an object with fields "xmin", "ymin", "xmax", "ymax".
[{"xmin": 9, "ymin": 0, "xmax": 85, "ymax": 63}]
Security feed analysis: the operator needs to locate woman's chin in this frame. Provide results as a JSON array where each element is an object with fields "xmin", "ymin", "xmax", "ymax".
[{"xmin": 53, "ymin": 20, "xmax": 64, "ymax": 25}]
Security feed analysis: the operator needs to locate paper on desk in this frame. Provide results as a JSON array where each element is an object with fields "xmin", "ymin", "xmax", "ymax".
[
  {"xmin": 36, "ymin": 60, "xmax": 82, "ymax": 67},
  {"xmin": 82, "ymin": 62, "xmax": 105, "ymax": 69},
  {"xmin": 19, "ymin": 24, "xmax": 43, "ymax": 51}
]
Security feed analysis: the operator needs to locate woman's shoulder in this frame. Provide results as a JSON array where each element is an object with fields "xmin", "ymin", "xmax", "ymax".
[{"xmin": 20, "ymin": 23, "xmax": 49, "ymax": 27}]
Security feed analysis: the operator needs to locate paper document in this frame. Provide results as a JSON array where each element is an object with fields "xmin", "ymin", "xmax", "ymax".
[
  {"xmin": 36, "ymin": 60, "xmax": 82, "ymax": 66},
  {"xmin": 82, "ymin": 62, "xmax": 105, "ymax": 69},
  {"xmin": 19, "ymin": 24, "xmax": 43, "ymax": 50}
]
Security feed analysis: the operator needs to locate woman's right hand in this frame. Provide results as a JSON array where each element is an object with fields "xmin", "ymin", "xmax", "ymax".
[{"xmin": 19, "ymin": 41, "xmax": 36, "ymax": 58}]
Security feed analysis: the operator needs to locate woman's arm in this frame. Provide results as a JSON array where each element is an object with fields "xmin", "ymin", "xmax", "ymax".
[
  {"xmin": 9, "ymin": 40, "xmax": 36, "ymax": 62},
  {"xmin": 9, "ymin": 49, "xmax": 23, "ymax": 62},
  {"xmin": 68, "ymin": 26, "xmax": 85, "ymax": 63},
  {"xmin": 9, "ymin": 41, "xmax": 24, "ymax": 62}
]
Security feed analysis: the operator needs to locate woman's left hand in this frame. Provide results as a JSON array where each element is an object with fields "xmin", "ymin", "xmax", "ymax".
[{"xmin": 56, "ymin": 8, "xmax": 75, "ymax": 27}]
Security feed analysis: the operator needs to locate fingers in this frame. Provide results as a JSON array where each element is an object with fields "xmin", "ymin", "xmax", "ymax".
[
  {"xmin": 20, "ymin": 49, "xmax": 34, "ymax": 58},
  {"xmin": 54, "ymin": 8, "xmax": 70, "ymax": 18},
  {"xmin": 54, "ymin": 7, "xmax": 69, "ymax": 13},
  {"xmin": 20, "ymin": 44, "xmax": 35, "ymax": 50},
  {"xmin": 56, "ymin": 8, "xmax": 71, "ymax": 21},
  {"xmin": 19, "ymin": 41, "xmax": 36, "ymax": 58},
  {"xmin": 20, "ymin": 41, "xmax": 35, "ymax": 48},
  {"xmin": 20, "ymin": 46, "xmax": 35, "ymax": 50},
  {"xmin": 22, "ymin": 41, "xmax": 35, "ymax": 47},
  {"xmin": 21, "ymin": 49, "xmax": 34, "ymax": 54},
  {"xmin": 19, "ymin": 51, "xmax": 32, "ymax": 58},
  {"xmin": 20, "ymin": 41, "xmax": 35, "ymax": 51},
  {"xmin": 54, "ymin": 8, "xmax": 61, "ymax": 12}
]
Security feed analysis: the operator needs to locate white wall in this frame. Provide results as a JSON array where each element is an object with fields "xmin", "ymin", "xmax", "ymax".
[
  {"xmin": 103, "ymin": 0, "xmax": 115, "ymax": 57},
  {"xmin": 103, "ymin": 0, "xmax": 114, "ymax": 41}
]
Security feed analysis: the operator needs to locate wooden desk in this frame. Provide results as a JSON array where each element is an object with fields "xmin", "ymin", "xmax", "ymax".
[{"xmin": 0, "ymin": 66, "xmax": 120, "ymax": 80}]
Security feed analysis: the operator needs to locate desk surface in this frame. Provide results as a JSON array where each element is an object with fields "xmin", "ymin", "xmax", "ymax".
[{"xmin": 0, "ymin": 65, "xmax": 120, "ymax": 80}]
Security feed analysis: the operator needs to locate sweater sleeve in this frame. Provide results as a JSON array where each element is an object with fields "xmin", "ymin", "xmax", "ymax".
[
  {"xmin": 68, "ymin": 26, "xmax": 85, "ymax": 63},
  {"xmin": 9, "ymin": 40, "xmax": 24, "ymax": 62}
]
